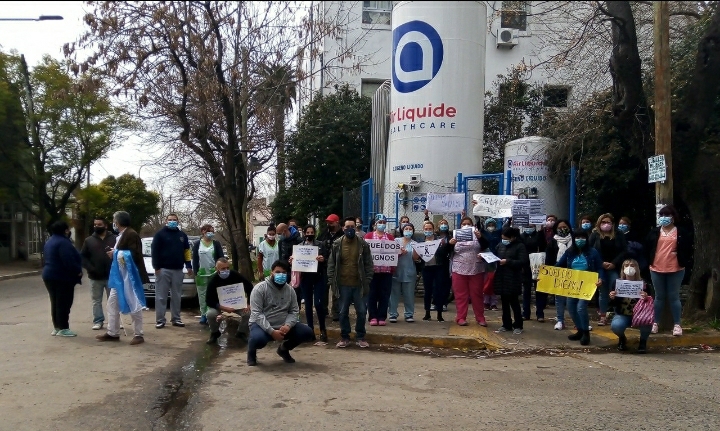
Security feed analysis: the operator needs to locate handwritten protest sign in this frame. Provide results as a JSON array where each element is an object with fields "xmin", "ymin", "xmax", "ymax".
[
  {"xmin": 479, "ymin": 252, "xmax": 501, "ymax": 263},
  {"xmin": 412, "ymin": 239, "xmax": 441, "ymax": 262},
  {"xmin": 614, "ymin": 280, "xmax": 643, "ymax": 298},
  {"xmin": 366, "ymin": 239, "xmax": 400, "ymax": 267},
  {"xmin": 536, "ymin": 265, "xmax": 598, "ymax": 300},
  {"xmin": 426, "ymin": 193, "xmax": 466, "ymax": 214},
  {"xmin": 453, "ymin": 227, "xmax": 475, "ymax": 243},
  {"xmin": 472, "ymin": 194, "xmax": 517, "ymax": 218},
  {"xmin": 529, "ymin": 252, "xmax": 546, "ymax": 280},
  {"xmin": 291, "ymin": 245, "xmax": 318, "ymax": 272},
  {"xmin": 217, "ymin": 283, "xmax": 247, "ymax": 309}
]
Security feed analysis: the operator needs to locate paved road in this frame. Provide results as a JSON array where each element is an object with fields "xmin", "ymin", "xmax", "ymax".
[{"xmin": 2, "ymin": 276, "xmax": 719, "ymax": 431}]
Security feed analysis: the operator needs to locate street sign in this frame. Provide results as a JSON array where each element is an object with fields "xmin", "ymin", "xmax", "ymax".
[{"xmin": 648, "ymin": 155, "xmax": 667, "ymax": 183}]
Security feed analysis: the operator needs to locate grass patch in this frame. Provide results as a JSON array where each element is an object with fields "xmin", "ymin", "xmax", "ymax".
[{"xmin": 709, "ymin": 316, "xmax": 720, "ymax": 331}]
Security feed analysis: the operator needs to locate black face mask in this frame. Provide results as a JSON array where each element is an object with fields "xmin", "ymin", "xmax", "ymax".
[
  {"xmin": 305, "ymin": 235, "xmax": 315, "ymax": 242},
  {"xmin": 94, "ymin": 226, "xmax": 106, "ymax": 235}
]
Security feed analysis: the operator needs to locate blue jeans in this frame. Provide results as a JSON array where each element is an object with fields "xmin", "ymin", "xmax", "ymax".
[
  {"xmin": 247, "ymin": 322, "xmax": 315, "ymax": 357},
  {"xmin": 90, "ymin": 278, "xmax": 110, "ymax": 324},
  {"xmin": 338, "ymin": 285, "xmax": 368, "ymax": 340},
  {"xmin": 611, "ymin": 314, "xmax": 651, "ymax": 342},
  {"xmin": 300, "ymin": 272, "xmax": 327, "ymax": 332},
  {"xmin": 599, "ymin": 269, "xmax": 619, "ymax": 314},
  {"xmin": 390, "ymin": 279, "xmax": 415, "ymax": 319},
  {"xmin": 566, "ymin": 297, "xmax": 589, "ymax": 330},
  {"xmin": 555, "ymin": 295, "xmax": 567, "ymax": 323},
  {"xmin": 367, "ymin": 272, "xmax": 393, "ymax": 321},
  {"xmin": 650, "ymin": 269, "xmax": 685, "ymax": 325}
]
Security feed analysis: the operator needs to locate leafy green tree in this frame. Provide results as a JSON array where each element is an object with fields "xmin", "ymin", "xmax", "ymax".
[
  {"xmin": 271, "ymin": 85, "xmax": 371, "ymax": 222},
  {"xmin": 0, "ymin": 53, "xmax": 30, "ymax": 203}
]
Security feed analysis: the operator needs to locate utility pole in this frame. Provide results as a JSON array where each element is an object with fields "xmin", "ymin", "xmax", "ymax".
[{"xmin": 654, "ymin": 1, "xmax": 674, "ymax": 331}]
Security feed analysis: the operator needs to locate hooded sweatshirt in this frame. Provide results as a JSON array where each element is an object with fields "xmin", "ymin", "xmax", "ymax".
[{"xmin": 249, "ymin": 279, "xmax": 299, "ymax": 335}]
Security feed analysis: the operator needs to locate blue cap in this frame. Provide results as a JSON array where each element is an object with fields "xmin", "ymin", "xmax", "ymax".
[
  {"xmin": 376, "ymin": 213, "xmax": 387, "ymax": 221},
  {"xmin": 484, "ymin": 218, "xmax": 497, "ymax": 227}
]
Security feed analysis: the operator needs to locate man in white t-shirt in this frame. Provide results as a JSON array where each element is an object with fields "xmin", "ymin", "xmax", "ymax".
[{"xmin": 257, "ymin": 225, "xmax": 280, "ymax": 280}]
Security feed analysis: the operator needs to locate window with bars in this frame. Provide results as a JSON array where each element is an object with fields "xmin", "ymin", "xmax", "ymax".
[
  {"xmin": 361, "ymin": 80, "xmax": 384, "ymax": 98},
  {"xmin": 500, "ymin": 1, "xmax": 529, "ymax": 31},
  {"xmin": 362, "ymin": 1, "xmax": 392, "ymax": 26}
]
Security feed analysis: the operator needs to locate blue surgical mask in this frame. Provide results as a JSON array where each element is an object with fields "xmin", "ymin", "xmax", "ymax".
[
  {"xmin": 403, "ymin": 230, "xmax": 413, "ymax": 238},
  {"xmin": 112, "ymin": 223, "xmax": 118, "ymax": 232},
  {"xmin": 167, "ymin": 220, "xmax": 179, "ymax": 229},
  {"xmin": 501, "ymin": 239, "xmax": 511, "ymax": 246},
  {"xmin": 439, "ymin": 224, "xmax": 449, "ymax": 231},
  {"xmin": 218, "ymin": 270, "xmax": 230, "ymax": 279},
  {"xmin": 618, "ymin": 224, "xmax": 629, "ymax": 233},
  {"xmin": 345, "ymin": 228, "xmax": 356, "ymax": 239},
  {"xmin": 273, "ymin": 273, "xmax": 287, "ymax": 285},
  {"xmin": 581, "ymin": 222, "xmax": 591, "ymax": 230},
  {"xmin": 205, "ymin": 232, "xmax": 215, "ymax": 239},
  {"xmin": 376, "ymin": 223, "xmax": 386, "ymax": 232},
  {"xmin": 575, "ymin": 239, "xmax": 587, "ymax": 248},
  {"xmin": 658, "ymin": 216, "xmax": 672, "ymax": 227},
  {"xmin": 523, "ymin": 228, "xmax": 535, "ymax": 235},
  {"xmin": 424, "ymin": 230, "xmax": 433, "ymax": 237}
]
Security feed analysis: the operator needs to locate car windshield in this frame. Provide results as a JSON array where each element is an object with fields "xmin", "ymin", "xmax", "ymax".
[{"xmin": 141, "ymin": 239, "xmax": 152, "ymax": 257}]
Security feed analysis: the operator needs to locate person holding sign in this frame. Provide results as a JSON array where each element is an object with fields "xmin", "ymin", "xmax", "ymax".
[
  {"xmin": 435, "ymin": 218, "xmax": 454, "ymax": 314},
  {"xmin": 364, "ymin": 214, "xmax": 396, "ymax": 327},
  {"xmin": 420, "ymin": 221, "xmax": 446, "ymax": 322},
  {"xmin": 492, "ymin": 227, "xmax": 529, "ymax": 334},
  {"xmin": 205, "ymin": 257, "xmax": 254, "ymax": 345},
  {"xmin": 449, "ymin": 217, "xmax": 490, "ymax": 327},
  {"xmin": 609, "ymin": 259, "xmax": 653, "ymax": 353},
  {"xmin": 480, "ymin": 218, "xmax": 501, "ymax": 311},
  {"xmin": 290, "ymin": 225, "xmax": 328, "ymax": 343},
  {"xmin": 588, "ymin": 213, "xmax": 627, "ymax": 326},
  {"xmin": 192, "ymin": 223, "xmax": 225, "ymax": 325},
  {"xmin": 555, "ymin": 229, "xmax": 604, "ymax": 346},
  {"xmin": 389, "ymin": 223, "xmax": 421, "ymax": 323},
  {"xmin": 520, "ymin": 225, "xmax": 547, "ymax": 322},
  {"xmin": 545, "ymin": 220, "xmax": 573, "ymax": 330},
  {"xmin": 247, "ymin": 260, "xmax": 315, "ymax": 366}
]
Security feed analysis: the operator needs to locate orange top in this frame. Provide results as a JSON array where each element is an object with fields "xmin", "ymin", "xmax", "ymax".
[{"xmin": 650, "ymin": 228, "xmax": 683, "ymax": 273}]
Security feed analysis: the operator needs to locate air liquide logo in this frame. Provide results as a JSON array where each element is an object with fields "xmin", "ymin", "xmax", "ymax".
[{"xmin": 392, "ymin": 20, "xmax": 444, "ymax": 93}]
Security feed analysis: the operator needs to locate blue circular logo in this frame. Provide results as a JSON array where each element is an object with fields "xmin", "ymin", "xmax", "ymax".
[{"xmin": 392, "ymin": 20, "xmax": 444, "ymax": 93}]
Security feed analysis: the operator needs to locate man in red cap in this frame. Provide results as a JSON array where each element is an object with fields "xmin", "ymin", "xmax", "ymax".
[{"xmin": 318, "ymin": 214, "xmax": 343, "ymax": 320}]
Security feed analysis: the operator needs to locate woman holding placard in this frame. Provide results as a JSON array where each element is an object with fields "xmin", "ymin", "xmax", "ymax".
[
  {"xmin": 365, "ymin": 214, "xmax": 395, "ymax": 326},
  {"xmin": 588, "ymin": 213, "xmax": 627, "ymax": 326},
  {"xmin": 609, "ymin": 259, "xmax": 653, "ymax": 353},
  {"xmin": 420, "ymin": 221, "xmax": 445, "ymax": 322},
  {"xmin": 435, "ymin": 218, "xmax": 454, "ymax": 314},
  {"xmin": 389, "ymin": 223, "xmax": 421, "ymax": 323},
  {"xmin": 555, "ymin": 228, "xmax": 604, "ymax": 346},
  {"xmin": 493, "ymin": 227, "xmax": 529, "ymax": 334},
  {"xmin": 292, "ymin": 225, "xmax": 328, "ymax": 342},
  {"xmin": 545, "ymin": 219, "xmax": 573, "ymax": 330},
  {"xmin": 449, "ymin": 217, "xmax": 489, "ymax": 326}
]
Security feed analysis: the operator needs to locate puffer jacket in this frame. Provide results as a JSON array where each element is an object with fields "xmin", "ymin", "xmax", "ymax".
[{"xmin": 493, "ymin": 240, "xmax": 529, "ymax": 296}]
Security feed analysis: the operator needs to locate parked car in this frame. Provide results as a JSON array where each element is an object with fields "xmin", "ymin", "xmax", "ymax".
[{"xmin": 141, "ymin": 237, "xmax": 197, "ymax": 306}]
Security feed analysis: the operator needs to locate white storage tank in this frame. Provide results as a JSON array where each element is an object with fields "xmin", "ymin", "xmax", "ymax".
[
  {"xmin": 504, "ymin": 136, "xmax": 569, "ymax": 223},
  {"xmin": 385, "ymin": 1, "xmax": 487, "ymax": 190}
]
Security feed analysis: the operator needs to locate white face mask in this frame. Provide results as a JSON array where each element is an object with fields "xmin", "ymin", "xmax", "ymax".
[{"xmin": 623, "ymin": 266, "xmax": 637, "ymax": 277}]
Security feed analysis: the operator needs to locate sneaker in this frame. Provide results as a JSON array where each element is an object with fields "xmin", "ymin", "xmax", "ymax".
[
  {"xmin": 513, "ymin": 328, "xmax": 523, "ymax": 335},
  {"xmin": 51, "ymin": 328, "xmax": 60, "ymax": 336},
  {"xmin": 537, "ymin": 317, "xmax": 545, "ymax": 323},
  {"xmin": 199, "ymin": 315, "xmax": 208, "ymax": 325},
  {"xmin": 490, "ymin": 305, "xmax": 498, "ymax": 311},
  {"xmin": 478, "ymin": 320, "xmax": 487, "ymax": 327},
  {"xmin": 92, "ymin": 323, "xmax": 103, "ymax": 330},
  {"xmin": 405, "ymin": 317, "xmax": 415, "ymax": 323},
  {"xmin": 378, "ymin": 320, "xmax": 387, "ymax": 326},
  {"xmin": 130, "ymin": 336, "xmax": 145, "ymax": 345},
  {"xmin": 457, "ymin": 320, "xmax": 468, "ymax": 326},
  {"xmin": 369, "ymin": 319, "xmax": 378, "ymax": 326},
  {"xmin": 672, "ymin": 324, "xmax": 683, "ymax": 336},
  {"xmin": 57, "ymin": 329, "xmax": 77, "ymax": 337},
  {"xmin": 96, "ymin": 333, "xmax": 120, "ymax": 341},
  {"xmin": 388, "ymin": 316, "xmax": 398, "ymax": 323},
  {"xmin": 554, "ymin": 321, "xmax": 565, "ymax": 330},
  {"xmin": 651, "ymin": 323, "xmax": 659, "ymax": 334},
  {"xmin": 336, "ymin": 339, "xmax": 351, "ymax": 348},
  {"xmin": 356, "ymin": 339, "xmax": 370, "ymax": 348},
  {"xmin": 484, "ymin": 304, "xmax": 491, "ymax": 311},
  {"xmin": 155, "ymin": 322, "xmax": 165, "ymax": 329},
  {"xmin": 430, "ymin": 305, "xmax": 436, "ymax": 311},
  {"xmin": 494, "ymin": 327, "xmax": 508, "ymax": 333},
  {"xmin": 171, "ymin": 320, "xmax": 185, "ymax": 327},
  {"xmin": 442, "ymin": 305, "xmax": 448, "ymax": 312}
]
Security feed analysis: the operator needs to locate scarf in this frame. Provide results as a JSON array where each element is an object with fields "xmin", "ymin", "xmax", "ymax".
[
  {"xmin": 554, "ymin": 234, "xmax": 572, "ymax": 261},
  {"xmin": 108, "ymin": 250, "xmax": 146, "ymax": 314}
]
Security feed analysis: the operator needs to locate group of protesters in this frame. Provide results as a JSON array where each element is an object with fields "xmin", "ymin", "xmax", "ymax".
[{"xmin": 41, "ymin": 202, "xmax": 691, "ymax": 365}]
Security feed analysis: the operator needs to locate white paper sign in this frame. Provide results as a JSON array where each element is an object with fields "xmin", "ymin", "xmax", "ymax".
[
  {"xmin": 426, "ymin": 193, "xmax": 466, "ymax": 214},
  {"xmin": 479, "ymin": 252, "xmax": 501, "ymax": 263},
  {"xmin": 413, "ymin": 239, "xmax": 442, "ymax": 262},
  {"xmin": 529, "ymin": 252, "xmax": 546, "ymax": 280},
  {"xmin": 291, "ymin": 245, "xmax": 319, "ymax": 272},
  {"xmin": 614, "ymin": 280, "xmax": 643, "ymax": 298},
  {"xmin": 453, "ymin": 227, "xmax": 475, "ymax": 243},
  {"xmin": 472, "ymin": 194, "xmax": 517, "ymax": 218},
  {"xmin": 217, "ymin": 283, "xmax": 247, "ymax": 309},
  {"xmin": 648, "ymin": 155, "xmax": 667, "ymax": 183},
  {"xmin": 366, "ymin": 239, "xmax": 400, "ymax": 267}
]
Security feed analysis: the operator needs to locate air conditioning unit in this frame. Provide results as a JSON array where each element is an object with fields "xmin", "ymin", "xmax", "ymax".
[
  {"xmin": 497, "ymin": 28, "xmax": 519, "ymax": 48},
  {"xmin": 408, "ymin": 173, "xmax": 422, "ymax": 187}
]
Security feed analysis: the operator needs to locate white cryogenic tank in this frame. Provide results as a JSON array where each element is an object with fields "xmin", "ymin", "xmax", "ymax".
[
  {"xmin": 504, "ymin": 136, "xmax": 569, "ymax": 222},
  {"xmin": 385, "ymin": 1, "xmax": 486, "ymax": 189}
]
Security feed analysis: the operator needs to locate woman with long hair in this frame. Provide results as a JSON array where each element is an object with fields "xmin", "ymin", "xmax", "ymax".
[
  {"xmin": 389, "ymin": 223, "xmax": 421, "ymax": 323},
  {"xmin": 545, "ymin": 219, "xmax": 573, "ymax": 330},
  {"xmin": 588, "ymin": 213, "xmax": 627, "ymax": 326},
  {"xmin": 365, "ymin": 214, "xmax": 395, "ymax": 326},
  {"xmin": 449, "ymin": 217, "xmax": 489, "ymax": 326},
  {"xmin": 609, "ymin": 259, "xmax": 653, "ymax": 353},
  {"xmin": 493, "ymin": 227, "xmax": 529, "ymax": 334}
]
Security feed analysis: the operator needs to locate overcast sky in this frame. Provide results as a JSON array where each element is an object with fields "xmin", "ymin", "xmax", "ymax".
[{"xmin": 0, "ymin": 1, "xmax": 161, "ymax": 186}]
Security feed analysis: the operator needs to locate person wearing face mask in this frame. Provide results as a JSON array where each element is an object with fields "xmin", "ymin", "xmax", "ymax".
[
  {"xmin": 555, "ymin": 229, "xmax": 604, "ymax": 346},
  {"xmin": 609, "ymin": 259, "xmax": 653, "ymax": 353},
  {"xmin": 365, "ymin": 214, "xmax": 396, "ymax": 326},
  {"xmin": 588, "ymin": 213, "xmax": 627, "ymax": 326},
  {"xmin": 318, "ymin": 214, "xmax": 345, "ymax": 321},
  {"xmin": 645, "ymin": 205, "xmax": 693, "ymax": 336},
  {"xmin": 520, "ymin": 225, "xmax": 547, "ymax": 322},
  {"xmin": 43, "ymin": 221, "xmax": 83, "ymax": 337},
  {"xmin": 192, "ymin": 224, "xmax": 225, "ymax": 325},
  {"xmin": 290, "ymin": 225, "xmax": 328, "ymax": 343},
  {"xmin": 493, "ymin": 227, "xmax": 529, "ymax": 334},
  {"xmin": 435, "ymin": 218, "xmax": 453, "ymax": 313},
  {"xmin": 449, "ymin": 217, "xmax": 490, "ymax": 326},
  {"xmin": 393, "ymin": 215, "xmax": 411, "ymax": 239},
  {"xmin": 545, "ymin": 220, "xmax": 573, "ymax": 330},
  {"xmin": 275, "ymin": 222, "xmax": 302, "ymax": 262},
  {"xmin": 151, "ymin": 213, "xmax": 193, "ymax": 329},
  {"xmin": 81, "ymin": 217, "xmax": 118, "ymax": 330},
  {"xmin": 389, "ymin": 223, "xmax": 421, "ymax": 323},
  {"xmin": 246, "ymin": 260, "xmax": 315, "ymax": 365},
  {"xmin": 542, "ymin": 215, "xmax": 558, "ymax": 246},
  {"xmin": 481, "ymin": 218, "xmax": 501, "ymax": 311},
  {"xmin": 619, "ymin": 216, "xmax": 648, "ymax": 277},
  {"xmin": 257, "ymin": 225, "xmax": 280, "ymax": 281},
  {"xmin": 579, "ymin": 215, "xmax": 594, "ymax": 234},
  {"xmin": 205, "ymin": 257, "xmax": 254, "ymax": 345},
  {"xmin": 420, "ymin": 221, "xmax": 447, "ymax": 321}
]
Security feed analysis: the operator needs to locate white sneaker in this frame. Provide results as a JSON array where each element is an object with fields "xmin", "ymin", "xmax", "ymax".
[
  {"xmin": 672, "ymin": 324, "xmax": 683, "ymax": 336},
  {"xmin": 651, "ymin": 323, "xmax": 659, "ymax": 334},
  {"xmin": 92, "ymin": 323, "xmax": 103, "ymax": 330},
  {"xmin": 513, "ymin": 328, "xmax": 523, "ymax": 335},
  {"xmin": 554, "ymin": 321, "xmax": 564, "ymax": 330}
]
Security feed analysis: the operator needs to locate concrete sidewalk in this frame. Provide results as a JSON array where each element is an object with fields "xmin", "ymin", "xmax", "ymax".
[
  {"xmin": 0, "ymin": 260, "xmax": 42, "ymax": 281},
  {"xmin": 316, "ymin": 297, "xmax": 720, "ymax": 352}
]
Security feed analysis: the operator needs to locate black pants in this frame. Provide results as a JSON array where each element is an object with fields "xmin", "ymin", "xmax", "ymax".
[
  {"xmin": 44, "ymin": 279, "xmax": 76, "ymax": 330},
  {"xmin": 300, "ymin": 272, "xmax": 327, "ymax": 332},
  {"xmin": 522, "ymin": 279, "xmax": 549, "ymax": 319},
  {"xmin": 500, "ymin": 293, "xmax": 523, "ymax": 330}
]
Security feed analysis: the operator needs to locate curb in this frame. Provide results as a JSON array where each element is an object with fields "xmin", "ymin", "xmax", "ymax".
[
  {"xmin": 591, "ymin": 325, "xmax": 720, "ymax": 349},
  {"xmin": 320, "ymin": 328, "xmax": 496, "ymax": 351},
  {"xmin": 0, "ymin": 270, "xmax": 42, "ymax": 281}
]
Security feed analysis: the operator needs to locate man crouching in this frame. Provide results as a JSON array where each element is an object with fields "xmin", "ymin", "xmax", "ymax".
[
  {"xmin": 247, "ymin": 260, "xmax": 315, "ymax": 366},
  {"xmin": 206, "ymin": 257, "xmax": 254, "ymax": 345}
]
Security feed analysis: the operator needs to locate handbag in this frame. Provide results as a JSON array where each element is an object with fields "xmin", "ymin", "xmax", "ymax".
[
  {"xmin": 290, "ymin": 270, "xmax": 302, "ymax": 288},
  {"xmin": 631, "ymin": 296, "xmax": 654, "ymax": 327}
]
